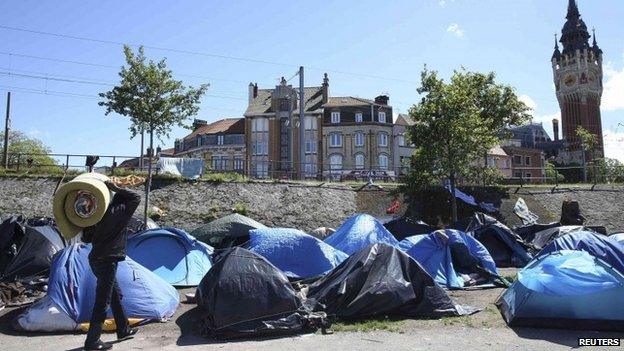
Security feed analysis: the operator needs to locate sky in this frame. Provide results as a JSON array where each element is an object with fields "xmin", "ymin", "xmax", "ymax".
[{"xmin": 0, "ymin": 0, "xmax": 623, "ymax": 164}]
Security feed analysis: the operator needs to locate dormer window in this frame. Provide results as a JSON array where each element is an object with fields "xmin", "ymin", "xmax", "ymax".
[
  {"xmin": 217, "ymin": 135, "xmax": 224, "ymax": 145},
  {"xmin": 378, "ymin": 111, "xmax": 387, "ymax": 123},
  {"xmin": 331, "ymin": 111, "xmax": 341, "ymax": 124},
  {"xmin": 355, "ymin": 112, "xmax": 363, "ymax": 123}
]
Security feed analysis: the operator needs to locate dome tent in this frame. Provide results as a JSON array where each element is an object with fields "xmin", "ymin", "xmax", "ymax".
[
  {"xmin": 126, "ymin": 227, "xmax": 213, "ymax": 287},
  {"xmin": 383, "ymin": 216, "xmax": 435, "ymax": 241},
  {"xmin": 247, "ymin": 227, "xmax": 348, "ymax": 279},
  {"xmin": 14, "ymin": 243, "xmax": 179, "ymax": 332},
  {"xmin": 406, "ymin": 229, "xmax": 498, "ymax": 289},
  {"xmin": 324, "ymin": 214, "xmax": 399, "ymax": 255},
  {"xmin": 530, "ymin": 225, "xmax": 597, "ymax": 250},
  {"xmin": 496, "ymin": 250, "xmax": 624, "ymax": 331},
  {"xmin": 190, "ymin": 213, "xmax": 267, "ymax": 249},
  {"xmin": 307, "ymin": 243, "xmax": 472, "ymax": 319},
  {"xmin": 196, "ymin": 247, "xmax": 322, "ymax": 339},
  {"xmin": 538, "ymin": 230, "xmax": 624, "ymax": 275}
]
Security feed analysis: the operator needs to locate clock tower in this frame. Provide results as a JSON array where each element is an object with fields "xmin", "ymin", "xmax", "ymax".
[{"xmin": 552, "ymin": 0, "xmax": 603, "ymax": 156}]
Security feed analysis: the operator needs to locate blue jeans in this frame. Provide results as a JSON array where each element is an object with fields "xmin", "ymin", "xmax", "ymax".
[{"xmin": 85, "ymin": 260, "xmax": 129, "ymax": 345}]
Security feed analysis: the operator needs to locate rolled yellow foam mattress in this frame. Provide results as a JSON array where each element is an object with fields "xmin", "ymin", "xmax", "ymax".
[{"xmin": 53, "ymin": 172, "xmax": 112, "ymax": 239}]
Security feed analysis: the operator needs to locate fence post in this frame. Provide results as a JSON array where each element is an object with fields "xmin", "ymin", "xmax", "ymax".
[{"xmin": 65, "ymin": 155, "xmax": 70, "ymax": 171}]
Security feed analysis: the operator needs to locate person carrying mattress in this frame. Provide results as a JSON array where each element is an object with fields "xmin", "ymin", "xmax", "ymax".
[{"xmin": 81, "ymin": 180, "xmax": 141, "ymax": 351}]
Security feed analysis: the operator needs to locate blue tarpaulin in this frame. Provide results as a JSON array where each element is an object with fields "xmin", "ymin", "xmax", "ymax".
[
  {"xmin": 48, "ymin": 244, "xmax": 179, "ymax": 323},
  {"xmin": 406, "ymin": 229, "xmax": 497, "ymax": 289},
  {"xmin": 538, "ymin": 230, "xmax": 624, "ymax": 275},
  {"xmin": 398, "ymin": 235, "xmax": 427, "ymax": 251},
  {"xmin": 248, "ymin": 228, "xmax": 348, "ymax": 279},
  {"xmin": 324, "ymin": 214, "xmax": 399, "ymax": 255},
  {"xmin": 497, "ymin": 250, "xmax": 624, "ymax": 331},
  {"xmin": 126, "ymin": 227, "xmax": 213, "ymax": 286}
]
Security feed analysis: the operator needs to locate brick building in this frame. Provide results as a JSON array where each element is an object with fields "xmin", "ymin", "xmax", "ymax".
[{"xmin": 502, "ymin": 143, "xmax": 546, "ymax": 183}]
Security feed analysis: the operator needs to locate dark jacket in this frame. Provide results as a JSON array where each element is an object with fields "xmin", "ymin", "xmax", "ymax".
[{"xmin": 82, "ymin": 187, "xmax": 141, "ymax": 262}]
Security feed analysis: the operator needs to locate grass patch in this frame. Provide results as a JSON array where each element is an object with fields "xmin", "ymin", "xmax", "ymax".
[
  {"xmin": 440, "ymin": 315, "xmax": 475, "ymax": 327},
  {"xmin": 331, "ymin": 317, "xmax": 405, "ymax": 333}
]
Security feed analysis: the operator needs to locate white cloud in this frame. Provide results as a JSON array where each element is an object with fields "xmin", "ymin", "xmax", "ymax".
[
  {"xmin": 603, "ymin": 59, "xmax": 624, "ymax": 111},
  {"xmin": 27, "ymin": 129, "xmax": 50, "ymax": 139},
  {"xmin": 447, "ymin": 23, "xmax": 464, "ymax": 38},
  {"xmin": 519, "ymin": 94, "xmax": 537, "ymax": 111},
  {"xmin": 603, "ymin": 130, "xmax": 624, "ymax": 162},
  {"xmin": 438, "ymin": 0, "xmax": 455, "ymax": 6},
  {"xmin": 519, "ymin": 94, "xmax": 559, "ymax": 137}
]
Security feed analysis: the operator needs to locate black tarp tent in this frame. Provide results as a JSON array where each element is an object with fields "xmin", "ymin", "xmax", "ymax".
[
  {"xmin": 0, "ymin": 216, "xmax": 26, "ymax": 272},
  {"xmin": 195, "ymin": 247, "xmax": 322, "ymax": 339},
  {"xmin": 191, "ymin": 214, "xmax": 267, "ymax": 249},
  {"xmin": 459, "ymin": 213, "xmax": 533, "ymax": 268},
  {"xmin": 1, "ymin": 223, "xmax": 66, "ymax": 281},
  {"xmin": 307, "ymin": 243, "xmax": 472, "ymax": 319},
  {"xmin": 383, "ymin": 216, "xmax": 436, "ymax": 241}
]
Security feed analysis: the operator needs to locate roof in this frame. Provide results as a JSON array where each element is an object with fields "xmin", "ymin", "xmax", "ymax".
[
  {"xmin": 160, "ymin": 148, "xmax": 175, "ymax": 156},
  {"xmin": 183, "ymin": 118, "xmax": 244, "ymax": 141},
  {"xmin": 245, "ymin": 86, "xmax": 324, "ymax": 116},
  {"xmin": 488, "ymin": 145, "xmax": 509, "ymax": 157},
  {"xmin": 395, "ymin": 114, "xmax": 414, "ymax": 126},
  {"xmin": 323, "ymin": 96, "xmax": 374, "ymax": 108}
]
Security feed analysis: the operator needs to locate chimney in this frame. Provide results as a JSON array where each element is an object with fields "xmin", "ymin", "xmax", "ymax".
[
  {"xmin": 248, "ymin": 82, "xmax": 254, "ymax": 103},
  {"xmin": 322, "ymin": 73, "xmax": 329, "ymax": 104},
  {"xmin": 552, "ymin": 118, "xmax": 560, "ymax": 141},
  {"xmin": 192, "ymin": 119, "xmax": 207, "ymax": 131},
  {"xmin": 374, "ymin": 95, "xmax": 389, "ymax": 105},
  {"xmin": 253, "ymin": 83, "xmax": 258, "ymax": 99}
]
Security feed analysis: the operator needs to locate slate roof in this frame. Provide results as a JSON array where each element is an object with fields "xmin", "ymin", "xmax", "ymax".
[
  {"xmin": 395, "ymin": 114, "xmax": 414, "ymax": 126},
  {"xmin": 244, "ymin": 86, "xmax": 324, "ymax": 116},
  {"xmin": 183, "ymin": 118, "xmax": 244, "ymax": 141},
  {"xmin": 323, "ymin": 96, "xmax": 374, "ymax": 108}
]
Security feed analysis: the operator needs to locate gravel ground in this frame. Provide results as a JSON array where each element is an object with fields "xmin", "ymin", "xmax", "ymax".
[{"xmin": 1, "ymin": 270, "xmax": 622, "ymax": 351}]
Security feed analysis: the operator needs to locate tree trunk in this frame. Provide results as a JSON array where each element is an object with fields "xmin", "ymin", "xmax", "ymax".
[
  {"xmin": 143, "ymin": 128, "xmax": 154, "ymax": 225},
  {"xmin": 449, "ymin": 170, "xmax": 458, "ymax": 223},
  {"xmin": 139, "ymin": 128, "xmax": 144, "ymax": 171}
]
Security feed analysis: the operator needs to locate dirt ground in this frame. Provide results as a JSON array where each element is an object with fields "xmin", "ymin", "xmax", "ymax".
[{"xmin": 1, "ymin": 268, "xmax": 622, "ymax": 351}]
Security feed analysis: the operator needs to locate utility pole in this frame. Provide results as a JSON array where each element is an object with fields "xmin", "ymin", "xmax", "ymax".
[
  {"xmin": 299, "ymin": 66, "xmax": 305, "ymax": 180},
  {"xmin": 2, "ymin": 92, "xmax": 11, "ymax": 169}
]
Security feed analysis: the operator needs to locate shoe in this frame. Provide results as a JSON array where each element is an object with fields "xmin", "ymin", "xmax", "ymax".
[
  {"xmin": 84, "ymin": 340, "xmax": 112, "ymax": 350},
  {"xmin": 117, "ymin": 327, "xmax": 138, "ymax": 341}
]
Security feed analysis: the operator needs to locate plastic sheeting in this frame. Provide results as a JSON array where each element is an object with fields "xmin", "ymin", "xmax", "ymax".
[
  {"xmin": 406, "ymin": 229, "xmax": 497, "ymax": 289},
  {"xmin": 191, "ymin": 213, "xmax": 267, "ymax": 249},
  {"xmin": 21, "ymin": 244, "xmax": 180, "ymax": 331},
  {"xmin": 307, "ymin": 243, "xmax": 471, "ymax": 319},
  {"xmin": 513, "ymin": 198, "xmax": 539, "ymax": 225},
  {"xmin": 158, "ymin": 157, "xmax": 204, "ymax": 179},
  {"xmin": 196, "ymin": 247, "xmax": 319, "ymax": 339},
  {"xmin": 324, "ymin": 214, "xmax": 399, "ymax": 255},
  {"xmin": 0, "ymin": 215, "xmax": 25, "ymax": 274},
  {"xmin": 383, "ymin": 216, "xmax": 435, "ymax": 241},
  {"xmin": 398, "ymin": 235, "xmax": 427, "ymax": 251},
  {"xmin": 247, "ymin": 228, "xmax": 348, "ymax": 279},
  {"xmin": 538, "ymin": 231, "xmax": 624, "ymax": 275},
  {"xmin": 1, "ymin": 225, "xmax": 66, "ymax": 281},
  {"xmin": 531, "ymin": 225, "xmax": 592, "ymax": 250},
  {"xmin": 462, "ymin": 213, "xmax": 532, "ymax": 268},
  {"xmin": 126, "ymin": 227, "xmax": 213, "ymax": 287},
  {"xmin": 497, "ymin": 250, "xmax": 624, "ymax": 331}
]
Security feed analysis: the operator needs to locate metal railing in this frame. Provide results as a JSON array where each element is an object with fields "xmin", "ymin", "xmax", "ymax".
[{"xmin": 2, "ymin": 152, "xmax": 145, "ymax": 175}]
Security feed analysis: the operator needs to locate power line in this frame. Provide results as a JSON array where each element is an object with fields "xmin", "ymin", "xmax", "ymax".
[{"xmin": 0, "ymin": 25, "xmax": 420, "ymax": 84}]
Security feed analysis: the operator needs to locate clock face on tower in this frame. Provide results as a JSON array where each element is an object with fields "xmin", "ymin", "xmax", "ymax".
[{"xmin": 564, "ymin": 74, "xmax": 577, "ymax": 87}]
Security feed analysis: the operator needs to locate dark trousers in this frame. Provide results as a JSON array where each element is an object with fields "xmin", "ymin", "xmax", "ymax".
[{"xmin": 85, "ymin": 260, "xmax": 129, "ymax": 345}]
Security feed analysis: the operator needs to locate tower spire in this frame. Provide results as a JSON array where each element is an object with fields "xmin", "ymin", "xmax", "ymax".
[
  {"xmin": 552, "ymin": 34, "xmax": 561, "ymax": 60},
  {"xmin": 567, "ymin": 0, "xmax": 580, "ymax": 20}
]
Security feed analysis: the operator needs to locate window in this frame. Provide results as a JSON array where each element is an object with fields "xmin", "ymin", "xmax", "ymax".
[
  {"xmin": 211, "ymin": 156, "xmax": 220, "ymax": 171},
  {"xmin": 330, "ymin": 133, "xmax": 342, "ymax": 147},
  {"xmin": 217, "ymin": 135, "xmax": 224, "ymax": 146},
  {"xmin": 329, "ymin": 154, "xmax": 343, "ymax": 170},
  {"xmin": 397, "ymin": 134, "xmax": 405, "ymax": 147},
  {"xmin": 255, "ymin": 162, "xmax": 268, "ymax": 178},
  {"xmin": 514, "ymin": 172, "xmax": 522, "ymax": 179},
  {"xmin": 487, "ymin": 157, "xmax": 496, "ymax": 168},
  {"xmin": 197, "ymin": 136, "xmax": 202, "ymax": 147},
  {"xmin": 378, "ymin": 132, "xmax": 388, "ymax": 147},
  {"xmin": 304, "ymin": 116, "xmax": 317, "ymax": 130},
  {"xmin": 280, "ymin": 99, "xmax": 291, "ymax": 112},
  {"xmin": 252, "ymin": 118, "xmax": 269, "ymax": 132},
  {"xmin": 378, "ymin": 111, "xmax": 387, "ymax": 123},
  {"xmin": 513, "ymin": 155, "xmax": 522, "ymax": 165},
  {"xmin": 305, "ymin": 138, "xmax": 317, "ymax": 154},
  {"xmin": 220, "ymin": 156, "xmax": 229, "ymax": 170},
  {"xmin": 234, "ymin": 157, "xmax": 243, "ymax": 171},
  {"xmin": 525, "ymin": 172, "xmax": 532, "ymax": 179},
  {"xmin": 354, "ymin": 132, "xmax": 364, "ymax": 147},
  {"xmin": 331, "ymin": 111, "xmax": 340, "ymax": 124},
  {"xmin": 379, "ymin": 154, "xmax": 389, "ymax": 170},
  {"xmin": 355, "ymin": 112, "xmax": 363, "ymax": 123},
  {"xmin": 355, "ymin": 154, "xmax": 365, "ymax": 170},
  {"xmin": 525, "ymin": 156, "xmax": 531, "ymax": 165},
  {"xmin": 304, "ymin": 162, "xmax": 317, "ymax": 175}
]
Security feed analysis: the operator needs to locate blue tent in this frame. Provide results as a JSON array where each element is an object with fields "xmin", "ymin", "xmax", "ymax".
[
  {"xmin": 497, "ymin": 250, "xmax": 624, "ymax": 331},
  {"xmin": 126, "ymin": 227, "xmax": 213, "ymax": 286},
  {"xmin": 538, "ymin": 231, "xmax": 624, "ymax": 275},
  {"xmin": 610, "ymin": 233, "xmax": 624, "ymax": 245},
  {"xmin": 48, "ymin": 244, "xmax": 179, "ymax": 324},
  {"xmin": 248, "ymin": 228, "xmax": 348, "ymax": 279},
  {"xmin": 406, "ymin": 229, "xmax": 497, "ymax": 289},
  {"xmin": 398, "ymin": 235, "xmax": 427, "ymax": 252},
  {"xmin": 324, "ymin": 214, "xmax": 399, "ymax": 255}
]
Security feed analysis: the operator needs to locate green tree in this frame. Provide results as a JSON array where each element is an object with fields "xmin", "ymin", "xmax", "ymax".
[
  {"xmin": 0, "ymin": 130, "xmax": 57, "ymax": 172},
  {"xmin": 99, "ymin": 45, "xmax": 208, "ymax": 223},
  {"xmin": 545, "ymin": 161, "xmax": 564, "ymax": 183},
  {"xmin": 405, "ymin": 67, "xmax": 530, "ymax": 221},
  {"xmin": 576, "ymin": 126, "xmax": 599, "ymax": 183}
]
